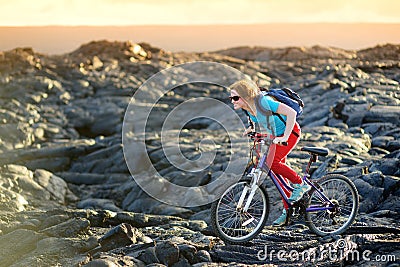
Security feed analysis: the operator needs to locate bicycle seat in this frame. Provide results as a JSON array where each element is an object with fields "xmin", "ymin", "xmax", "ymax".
[{"xmin": 301, "ymin": 146, "xmax": 329, "ymax": 156}]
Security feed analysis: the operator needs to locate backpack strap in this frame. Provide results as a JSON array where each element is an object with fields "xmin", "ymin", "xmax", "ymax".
[
  {"xmin": 255, "ymin": 94, "xmax": 300, "ymax": 138},
  {"xmin": 274, "ymin": 112, "xmax": 286, "ymax": 124},
  {"xmin": 255, "ymin": 94, "xmax": 275, "ymax": 136},
  {"xmin": 255, "ymin": 94, "xmax": 273, "ymax": 117}
]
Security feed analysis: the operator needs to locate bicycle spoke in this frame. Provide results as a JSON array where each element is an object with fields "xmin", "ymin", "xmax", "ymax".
[{"xmin": 306, "ymin": 175, "xmax": 358, "ymax": 236}]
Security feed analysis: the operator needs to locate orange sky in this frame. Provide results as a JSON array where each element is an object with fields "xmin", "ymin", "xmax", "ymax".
[
  {"xmin": 1, "ymin": 1, "xmax": 399, "ymax": 53},
  {"xmin": 1, "ymin": 0, "xmax": 399, "ymax": 26},
  {"xmin": 1, "ymin": 24, "xmax": 399, "ymax": 54}
]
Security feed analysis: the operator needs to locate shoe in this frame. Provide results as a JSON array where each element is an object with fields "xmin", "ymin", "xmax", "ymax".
[
  {"xmin": 272, "ymin": 209, "xmax": 287, "ymax": 226},
  {"xmin": 288, "ymin": 183, "xmax": 311, "ymax": 203}
]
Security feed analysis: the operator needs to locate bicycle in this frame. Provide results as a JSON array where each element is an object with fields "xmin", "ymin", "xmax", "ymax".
[{"xmin": 211, "ymin": 132, "xmax": 359, "ymax": 244}]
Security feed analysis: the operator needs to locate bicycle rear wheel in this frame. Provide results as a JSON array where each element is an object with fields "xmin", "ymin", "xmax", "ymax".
[
  {"xmin": 306, "ymin": 174, "xmax": 359, "ymax": 236},
  {"xmin": 211, "ymin": 179, "xmax": 269, "ymax": 244}
]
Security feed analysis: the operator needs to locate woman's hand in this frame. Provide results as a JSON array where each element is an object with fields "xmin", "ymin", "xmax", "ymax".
[
  {"xmin": 243, "ymin": 126, "xmax": 254, "ymax": 136},
  {"xmin": 273, "ymin": 136, "xmax": 289, "ymax": 145}
]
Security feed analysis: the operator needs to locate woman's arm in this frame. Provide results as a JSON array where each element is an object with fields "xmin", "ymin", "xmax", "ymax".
[{"xmin": 273, "ymin": 102, "xmax": 297, "ymax": 143}]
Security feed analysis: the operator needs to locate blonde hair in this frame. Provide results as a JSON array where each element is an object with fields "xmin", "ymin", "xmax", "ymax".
[{"xmin": 229, "ymin": 79, "xmax": 260, "ymax": 101}]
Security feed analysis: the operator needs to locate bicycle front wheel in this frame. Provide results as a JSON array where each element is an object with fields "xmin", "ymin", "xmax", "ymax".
[
  {"xmin": 211, "ymin": 179, "xmax": 269, "ymax": 244},
  {"xmin": 306, "ymin": 174, "xmax": 359, "ymax": 236}
]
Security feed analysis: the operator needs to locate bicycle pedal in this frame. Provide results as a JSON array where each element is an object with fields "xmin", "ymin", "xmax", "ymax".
[{"xmin": 288, "ymin": 199, "xmax": 301, "ymax": 207}]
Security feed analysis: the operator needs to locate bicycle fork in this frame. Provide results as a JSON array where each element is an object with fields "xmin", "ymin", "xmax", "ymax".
[{"xmin": 236, "ymin": 168, "xmax": 263, "ymax": 226}]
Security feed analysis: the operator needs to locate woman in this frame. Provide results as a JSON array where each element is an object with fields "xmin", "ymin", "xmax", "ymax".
[{"xmin": 229, "ymin": 79, "xmax": 310, "ymax": 226}]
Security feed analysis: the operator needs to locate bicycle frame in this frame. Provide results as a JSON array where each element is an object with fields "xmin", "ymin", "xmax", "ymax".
[
  {"xmin": 268, "ymin": 170, "xmax": 335, "ymax": 212},
  {"xmin": 245, "ymin": 133, "xmax": 336, "ymax": 213}
]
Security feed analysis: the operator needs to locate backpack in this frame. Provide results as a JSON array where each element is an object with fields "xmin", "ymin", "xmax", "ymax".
[{"xmin": 259, "ymin": 87, "xmax": 304, "ymax": 119}]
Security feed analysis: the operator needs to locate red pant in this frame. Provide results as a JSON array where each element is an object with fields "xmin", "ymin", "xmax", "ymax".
[{"xmin": 265, "ymin": 122, "xmax": 302, "ymax": 209}]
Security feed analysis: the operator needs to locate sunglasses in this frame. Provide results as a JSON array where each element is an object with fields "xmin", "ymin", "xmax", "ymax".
[{"xmin": 229, "ymin": 96, "xmax": 240, "ymax": 101}]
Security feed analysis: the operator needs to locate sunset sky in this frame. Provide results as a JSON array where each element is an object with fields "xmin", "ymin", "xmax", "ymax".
[
  {"xmin": 1, "ymin": 0, "xmax": 399, "ymax": 26},
  {"xmin": 1, "ymin": 0, "xmax": 399, "ymax": 53}
]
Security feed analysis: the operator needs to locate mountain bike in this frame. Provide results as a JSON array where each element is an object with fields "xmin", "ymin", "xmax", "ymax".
[{"xmin": 211, "ymin": 132, "xmax": 359, "ymax": 244}]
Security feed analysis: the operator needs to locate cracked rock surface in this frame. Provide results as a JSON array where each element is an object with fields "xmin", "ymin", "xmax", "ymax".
[{"xmin": 0, "ymin": 42, "xmax": 399, "ymax": 266}]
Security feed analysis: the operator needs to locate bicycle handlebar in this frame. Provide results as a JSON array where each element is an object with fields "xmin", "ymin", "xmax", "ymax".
[{"xmin": 247, "ymin": 132, "xmax": 288, "ymax": 146}]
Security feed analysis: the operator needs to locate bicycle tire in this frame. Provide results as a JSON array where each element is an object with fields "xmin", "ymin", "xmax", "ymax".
[
  {"xmin": 211, "ymin": 179, "xmax": 269, "ymax": 244},
  {"xmin": 306, "ymin": 174, "xmax": 359, "ymax": 236}
]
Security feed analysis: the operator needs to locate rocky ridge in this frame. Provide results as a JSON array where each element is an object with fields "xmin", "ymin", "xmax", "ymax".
[{"xmin": 0, "ymin": 40, "xmax": 399, "ymax": 266}]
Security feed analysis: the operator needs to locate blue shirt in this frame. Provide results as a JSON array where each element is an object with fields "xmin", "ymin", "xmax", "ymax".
[{"xmin": 248, "ymin": 95, "xmax": 286, "ymax": 136}]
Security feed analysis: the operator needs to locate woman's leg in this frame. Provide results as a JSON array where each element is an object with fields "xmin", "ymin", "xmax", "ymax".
[
  {"xmin": 266, "ymin": 123, "xmax": 302, "ymax": 184},
  {"xmin": 276, "ymin": 174, "xmax": 291, "ymax": 210},
  {"xmin": 265, "ymin": 123, "xmax": 304, "ymax": 218}
]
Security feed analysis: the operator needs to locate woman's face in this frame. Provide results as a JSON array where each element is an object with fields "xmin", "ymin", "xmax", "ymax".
[{"xmin": 230, "ymin": 89, "xmax": 246, "ymax": 110}]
